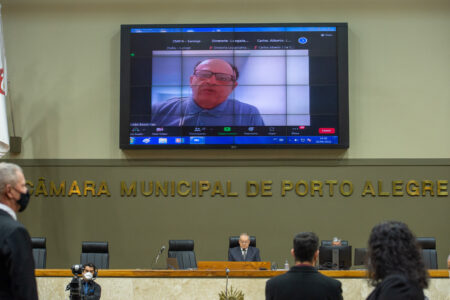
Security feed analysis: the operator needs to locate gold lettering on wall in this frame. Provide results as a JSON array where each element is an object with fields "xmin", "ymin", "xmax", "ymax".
[
  {"xmin": 192, "ymin": 181, "xmax": 197, "ymax": 196},
  {"xmin": 211, "ymin": 181, "xmax": 225, "ymax": 197},
  {"xmin": 68, "ymin": 180, "xmax": 81, "ymax": 196},
  {"xmin": 406, "ymin": 180, "xmax": 420, "ymax": 196},
  {"xmin": 437, "ymin": 180, "xmax": 448, "ymax": 196},
  {"xmin": 141, "ymin": 181, "xmax": 153, "ymax": 196},
  {"xmin": 155, "ymin": 181, "xmax": 168, "ymax": 196},
  {"xmin": 261, "ymin": 180, "xmax": 272, "ymax": 196},
  {"xmin": 246, "ymin": 181, "xmax": 258, "ymax": 197},
  {"xmin": 50, "ymin": 181, "xmax": 65, "ymax": 196},
  {"xmin": 121, "ymin": 181, "xmax": 136, "ymax": 196},
  {"xmin": 311, "ymin": 181, "xmax": 323, "ymax": 197},
  {"xmin": 295, "ymin": 181, "xmax": 308, "ymax": 196},
  {"xmin": 97, "ymin": 181, "xmax": 111, "ymax": 196},
  {"xmin": 362, "ymin": 181, "xmax": 376, "ymax": 196},
  {"xmin": 198, "ymin": 181, "xmax": 210, "ymax": 196},
  {"xmin": 177, "ymin": 181, "xmax": 190, "ymax": 197},
  {"xmin": 35, "ymin": 178, "xmax": 48, "ymax": 196},
  {"xmin": 422, "ymin": 180, "xmax": 434, "ymax": 196},
  {"xmin": 26, "ymin": 180, "xmax": 34, "ymax": 194},
  {"xmin": 392, "ymin": 180, "xmax": 404, "ymax": 196},
  {"xmin": 340, "ymin": 180, "xmax": 353, "ymax": 196},
  {"xmin": 171, "ymin": 181, "xmax": 176, "ymax": 197},
  {"xmin": 281, "ymin": 180, "xmax": 293, "ymax": 196},
  {"xmin": 83, "ymin": 181, "xmax": 96, "ymax": 197},
  {"xmin": 377, "ymin": 180, "xmax": 389, "ymax": 196},
  {"xmin": 24, "ymin": 178, "xmax": 448, "ymax": 198},
  {"xmin": 226, "ymin": 180, "xmax": 238, "ymax": 197},
  {"xmin": 325, "ymin": 180, "xmax": 338, "ymax": 196}
]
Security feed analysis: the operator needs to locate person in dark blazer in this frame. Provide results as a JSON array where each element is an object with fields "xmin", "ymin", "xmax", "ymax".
[
  {"xmin": 366, "ymin": 221, "xmax": 428, "ymax": 300},
  {"xmin": 0, "ymin": 162, "xmax": 38, "ymax": 300},
  {"xmin": 265, "ymin": 232, "xmax": 342, "ymax": 300},
  {"xmin": 67, "ymin": 263, "xmax": 101, "ymax": 300},
  {"xmin": 228, "ymin": 233, "xmax": 261, "ymax": 262}
]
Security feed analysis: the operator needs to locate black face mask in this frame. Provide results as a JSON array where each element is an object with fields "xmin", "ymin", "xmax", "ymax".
[{"xmin": 15, "ymin": 190, "xmax": 30, "ymax": 212}]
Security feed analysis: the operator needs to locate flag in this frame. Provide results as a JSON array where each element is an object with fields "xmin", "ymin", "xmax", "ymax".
[{"xmin": 0, "ymin": 4, "xmax": 9, "ymax": 157}]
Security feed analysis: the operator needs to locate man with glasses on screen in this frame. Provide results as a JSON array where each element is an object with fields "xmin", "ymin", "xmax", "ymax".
[{"xmin": 151, "ymin": 58, "xmax": 265, "ymax": 126}]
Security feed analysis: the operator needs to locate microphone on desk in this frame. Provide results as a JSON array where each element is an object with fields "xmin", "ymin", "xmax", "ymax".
[
  {"xmin": 225, "ymin": 268, "xmax": 230, "ymax": 300},
  {"xmin": 151, "ymin": 245, "xmax": 165, "ymax": 268}
]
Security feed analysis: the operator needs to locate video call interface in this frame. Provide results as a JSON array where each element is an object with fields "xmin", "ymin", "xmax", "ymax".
[{"xmin": 125, "ymin": 25, "xmax": 341, "ymax": 146}]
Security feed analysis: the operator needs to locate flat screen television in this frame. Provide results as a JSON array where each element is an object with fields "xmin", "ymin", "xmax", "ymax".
[
  {"xmin": 319, "ymin": 245, "xmax": 352, "ymax": 270},
  {"xmin": 120, "ymin": 23, "xmax": 349, "ymax": 149}
]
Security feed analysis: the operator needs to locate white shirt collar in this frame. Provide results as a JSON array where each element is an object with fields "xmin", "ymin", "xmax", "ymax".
[{"xmin": 0, "ymin": 202, "xmax": 17, "ymax": 220}]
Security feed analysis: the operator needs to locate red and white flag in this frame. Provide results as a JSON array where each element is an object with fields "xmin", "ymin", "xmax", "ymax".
[{"xmin": 0, "ymin": 5, "xmax": 9, "ymax": 157}]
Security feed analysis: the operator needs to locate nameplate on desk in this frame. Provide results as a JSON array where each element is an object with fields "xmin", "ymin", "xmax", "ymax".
[{"xmin": 197, "ymin": 261, "xmax": 271, "ymax": 270}]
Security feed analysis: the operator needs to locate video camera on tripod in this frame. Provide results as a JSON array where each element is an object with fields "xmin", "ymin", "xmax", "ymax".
[{"xmin": 65, "ymin": 264, "xmax": 84, "ymax": 300}]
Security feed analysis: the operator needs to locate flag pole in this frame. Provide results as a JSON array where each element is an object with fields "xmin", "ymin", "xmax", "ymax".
[{"xmin": 0, "ymin": 4, "xmax": 10, "ymax": 156}]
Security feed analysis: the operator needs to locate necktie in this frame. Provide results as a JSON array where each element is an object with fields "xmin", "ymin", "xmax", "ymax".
[{"xmin": 242, "ymin": 249, "xmax": 247, "ymax": 260}]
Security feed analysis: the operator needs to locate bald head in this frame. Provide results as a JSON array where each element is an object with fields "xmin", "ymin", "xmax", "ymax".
[
  {"xmin": 239, "ymin": 233, "xmax": 250, "ymax": 250},
  {"xmin": 194, "ymin": 59, "xmax": 239, "ymax": 80}
]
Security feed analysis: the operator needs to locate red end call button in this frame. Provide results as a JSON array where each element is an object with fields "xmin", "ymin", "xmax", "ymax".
[{"xmin": 319, "ymin": 128, "xmax": 335, "ymax": 134}]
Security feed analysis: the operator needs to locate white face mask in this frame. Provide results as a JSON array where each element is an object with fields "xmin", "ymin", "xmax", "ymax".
[{"xmin": 83, "ymin": 272, "xmax": 93, "ymax": 280}]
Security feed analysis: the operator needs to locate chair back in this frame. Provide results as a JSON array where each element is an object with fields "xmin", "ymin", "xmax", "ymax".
[
  {"xmin": 31, "ymin": 237, "xmax": 47, "ymax": 269},
  {"xmin": 417, "ymin": 237, "xmax": 438, "ymax": 269},
  {"xmin": 80, "ymin": 241, "xmax": 109, "ymax": 269},
  {"xmin": 167, "ymin": 240, "xmax": 197, "ymax": 269}
]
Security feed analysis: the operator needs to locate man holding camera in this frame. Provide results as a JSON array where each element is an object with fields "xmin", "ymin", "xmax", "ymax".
[
  {"xmin": 81, "ymin": 263, "xmax": 101, "ymax": 299},
  {"xmin": 68, "ymin": 263, "xmax": 101, "ymax": 300}
]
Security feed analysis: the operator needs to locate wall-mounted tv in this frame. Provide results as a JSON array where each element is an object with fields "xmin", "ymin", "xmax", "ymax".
[{"xmin": 120, "ymin": 23, "xmax": 349, "ymax": 149}]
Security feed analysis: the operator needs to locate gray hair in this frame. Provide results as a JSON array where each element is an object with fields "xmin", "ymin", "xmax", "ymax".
[{"xmin": 0, "ymin": 163, "xmax": 23, "ymax": 195}]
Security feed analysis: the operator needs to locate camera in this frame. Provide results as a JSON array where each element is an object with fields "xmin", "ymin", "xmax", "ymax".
[
  {"xmin": 66, "ymin": 264, "xmax": 84, "ymax": 300},
  {"xmin": 71, "ymin": 264, "xmax": 84, "ymax": 275}
]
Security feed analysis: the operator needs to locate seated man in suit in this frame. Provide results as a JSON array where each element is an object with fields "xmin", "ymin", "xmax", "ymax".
[
  {"xmin": 265, "ymin": 232, "xmax": 343, "ymax": 300},
  {"xmin": 228, "ymin": 233, "xmax": 261, "ymax": 262}
]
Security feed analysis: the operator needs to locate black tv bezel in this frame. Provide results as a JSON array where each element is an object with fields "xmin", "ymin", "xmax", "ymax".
[{"xmin": 120, "ymin": 22, "xmax": 349, "ymax": 150}]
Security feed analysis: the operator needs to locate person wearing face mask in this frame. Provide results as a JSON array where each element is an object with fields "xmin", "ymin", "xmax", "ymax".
[
  {"xmin": 0, "ymin": 162, "xmax": 38, "ymax": 300},
  {"xmin": 79, "ymin": 263, "xmax": 101, "ymax": 300}
]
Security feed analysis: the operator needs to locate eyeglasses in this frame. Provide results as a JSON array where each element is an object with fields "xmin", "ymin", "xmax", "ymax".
[{"xmin": 193, "ymin": 70, "xmax": 236, "ymax": 82}]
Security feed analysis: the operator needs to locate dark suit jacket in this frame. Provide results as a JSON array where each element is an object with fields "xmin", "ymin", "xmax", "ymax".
[
  {"xmin": 265, "ymin": 265, "xmax": 343, "ymax": 300},
  {"xmin": 228, "ymin": 246, "xmax": 261, "ymax": 262},
  {"xmin": 82, "ymin": 279, "xmax": 102, "ymax": 300},
  {"xmin": 366, "ymin": 274, "xmax": 425, "ymax": 300},
  {"xmin": 0, "ymin": 209, "xmax": 38, "ymax": 300}
]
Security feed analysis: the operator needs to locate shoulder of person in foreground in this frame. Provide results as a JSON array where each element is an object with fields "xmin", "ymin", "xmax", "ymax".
[
  {"xmin": 372, "ymin": 274, "xmax": 424, "ymax": 300},
  {"xmin": 6, "ymin": 226, "xmax": 38, "ymax": 300},
  {"xmin": 316, "ymin": 272, "xmax": 343, "ymax": 298}
]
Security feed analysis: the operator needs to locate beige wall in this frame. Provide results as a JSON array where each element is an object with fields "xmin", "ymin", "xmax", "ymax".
[
  {"xmin": 2, "ymin": 0, "xmax": 450, "ymax": 159},
  {"xmin": 1, "ymin": 0, "xmax": 449, "ymax": 275},
  {"xmin": 15, "ymin": 160, "xmax": 450, "ymax": 269},
  {"xmin": 35, "ymin": 277, "xmax": 450, "ymax": 300}
]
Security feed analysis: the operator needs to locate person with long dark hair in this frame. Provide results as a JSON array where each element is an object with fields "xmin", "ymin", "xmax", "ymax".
[{"xmin": 366, "ymin": 221, "xmax": 429, "ymax": 300}]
